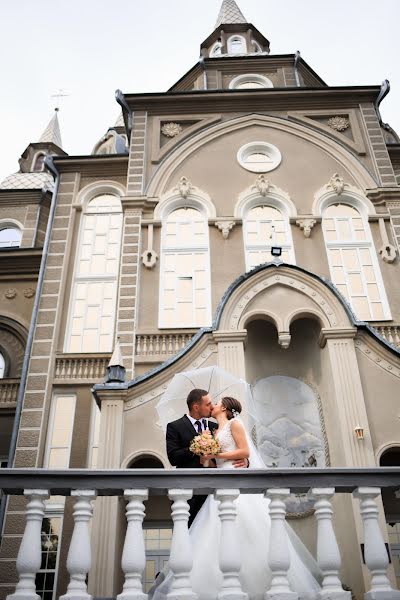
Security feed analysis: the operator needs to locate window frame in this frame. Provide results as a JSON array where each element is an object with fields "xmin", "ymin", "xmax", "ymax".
[
  {"xmin": 158, "ymin": 203, "xmax": 212, "ymax": 329},
  {"xmin": 0, "ymin": 221, "xmax": 23, "ymax": 249},
  {"xmin": 322, "ymin": 201, "xmax": 391, "ymax": 321},
  {"xmin": 227, "ymin": 35, "xmax": 247, "ymax": 54},
  {"xmin": 44, "ymin": 394, "xmax": 77, "ymax": 469},
  {"xmin": 229, "ymin": 74, "xmax": 273, "ymax": 90},
  {"xmin": 36, "ymin": 511, "xmax": 64, "ymax": 600}
]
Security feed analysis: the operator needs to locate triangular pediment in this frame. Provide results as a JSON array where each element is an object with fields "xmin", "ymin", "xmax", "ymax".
[{"xmin": 288, "ymin": 109, "xmax": 365, "ymax": 155}]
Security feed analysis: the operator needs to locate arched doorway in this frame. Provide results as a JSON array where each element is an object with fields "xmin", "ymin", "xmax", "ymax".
[
  {"xmin": 380, "ymin": 448, "xmax": 400, "ymax": 589},
  {"xmin": 128, "ymin": 454, "xmax": 171, "ymax": 592}
]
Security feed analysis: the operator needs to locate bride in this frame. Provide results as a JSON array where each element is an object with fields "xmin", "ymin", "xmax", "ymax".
[{"xmin": 150, "ymin": 396, "xmax": 322, "ymax": 600}]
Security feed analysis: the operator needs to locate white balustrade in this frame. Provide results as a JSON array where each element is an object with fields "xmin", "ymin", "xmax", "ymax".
[
  {"xmin": 215, "ymin": 489, "xmax": 248, "ymax": 600},
  {"xmin": 6, "ymin": 489, "xmax": 49, "ymax": 600},
  {"xmin": 117, "ymin": 489, "xmax": 148, "ymax": 600},
  {"xmin": 60, "ymin": 490, "xmax": 96, "ymax": 600},
  {"xmin": 265, "ymin": 488, "xmax": 298, "ymax": 600},
  {"xmin": 167, "ymin": 489, "xmax": 197, "ymax": 600},
  {"xmin": 311, "ymin": 488, "xmax": 350, "ymax": 599},
  {"xmin": 353, "ymin": 487, "xmax": 400, "ymax": 599}
]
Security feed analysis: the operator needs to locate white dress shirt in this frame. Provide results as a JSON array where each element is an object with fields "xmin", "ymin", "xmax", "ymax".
[{"xmin": 186, "ymin": 414, "xmax": 207, "ymax": 433}]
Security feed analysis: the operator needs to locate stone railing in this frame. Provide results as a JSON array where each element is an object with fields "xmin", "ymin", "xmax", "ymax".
[
  {"xmin": 135, "ymin": 332, "xmax": 196, "ymax": 360},
  {"xmin": 1, "ymin": 468, "xmax": 400, "ymax": 600},
  {"xmin": 54, "ymin": 354, "xmax": 111, "ymax": 381},
  {"xmin": 373, "ymin": 326, "xmax": 400, "ymax": 348},
  {"xmin": 0, "ymin": 378, "xmax": 19, "ymax": 407}
]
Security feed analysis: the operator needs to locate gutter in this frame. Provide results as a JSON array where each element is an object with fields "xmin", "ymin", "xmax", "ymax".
[
  {"xmin": 0, "ymin": 156, "xmax": 60, "ymax": 538},
  {"xmin": 115, "ymin": 89, "xmax": 133, "ymax": 142}
]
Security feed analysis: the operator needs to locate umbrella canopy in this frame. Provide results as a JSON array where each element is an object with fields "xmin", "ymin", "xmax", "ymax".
[{"xmin": 156, "ymin": 366, "xmax": 248, "ymax": 430}]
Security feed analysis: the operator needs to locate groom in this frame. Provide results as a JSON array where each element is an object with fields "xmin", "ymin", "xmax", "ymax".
[{"xmin": 166, "ymin": 388, "xmax": 247, "ymax": 525}]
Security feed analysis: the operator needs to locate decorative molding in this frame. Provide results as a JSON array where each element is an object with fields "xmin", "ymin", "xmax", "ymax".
[
  {"xmin": 135, "ymin": 332, "xmax": 196, "ymax": 359},
  {"xmin": 355, "ymin": 334, "xmax": 400, "ymax": 379},
  {"xmin": 327, "ymin": 116, "xmax": 350, "ymax": 132},
  {"xmin": 313, "ymin": 177, "xmax": 376, "ymax": 217},
  {"xmin": 378, "ymin": 218, "xmax": 397, "ymax": 263},
  {"xmin": 54, "ymin": 355, "xmax": 111, "ymax": 381},
  {"xmin": 161, "ymin": 122, "xmax": 183, "ymax": 138},
  {"xmin": 141, "ymin": 224, "xmax": 158, "ymax": 269},
  {"xmin": 174, "ymin": 176, "xmax": 193, "ymax": 200},
  {"xmin": 235, "ymin": 181, "xmax": 297, "ymax": 219},
  {"xmin": 296, "ymin": 218, "xmax": 317, "ymax": 238},
  {"xmin": 0, "ymin": 378, "xmax": 19, "ymax": 407},
  {"xmin": 23, "ymin": 287, "xmax": 36, "ymax": 299},
  {"xmin": 327, "ymin": 173, "xmax": 345, "ymax": 195},
  {"xmin": 252, "ymin": 174, "xmax": 270, "ymax": 197},
  {"xmin": 4, "ymin": 288, "xmax": 17, "ymax": 300},
  {"xmin": 155, "ymin": 182, "xmax": 217, "ymax": 221},
  {"xmin": 215, "ymin": 220, "xmax": 236, "ymax": 239}
]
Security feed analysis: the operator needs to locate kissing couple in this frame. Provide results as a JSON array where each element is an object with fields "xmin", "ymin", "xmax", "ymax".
[{"xmin": 150, "ymin": 388, "xmax": 322, "ymax": 600}]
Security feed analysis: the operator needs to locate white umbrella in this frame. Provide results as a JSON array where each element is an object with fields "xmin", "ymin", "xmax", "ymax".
[{"xmin": 156, "ymin": 366, "xmax": 248, "ymax": 431}]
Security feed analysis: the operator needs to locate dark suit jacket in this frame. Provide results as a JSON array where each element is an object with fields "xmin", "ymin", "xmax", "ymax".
[{"xmin": 166, "ymin": 415, "xmax": 218, "ymax": 468}]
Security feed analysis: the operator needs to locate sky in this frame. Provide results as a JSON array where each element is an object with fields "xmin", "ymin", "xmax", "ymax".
[{"xmin": 1, "ymin": 0, "xmax": 399, "ymax": 183}]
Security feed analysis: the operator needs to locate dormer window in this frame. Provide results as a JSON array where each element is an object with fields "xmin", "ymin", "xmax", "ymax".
[
  {"xmin": 33, "ymin": 153, "xmax": 46, "ymax": 172},
  {"xmin": 211, "ymin": 42, "xmax": 222, "ymax": 57},
  {"xmin": 229, "ymin": 74, "xmax": 274, "ymax": 90},
  {"xmin": 0, "ymin": 227, "xmax": 22, "ymax": 248},
  {"xmin": 228, "ymin": 35, "xmax": 246, "ymax": 54}
]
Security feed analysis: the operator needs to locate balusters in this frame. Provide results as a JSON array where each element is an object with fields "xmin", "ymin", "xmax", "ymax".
[
  {"xmin": 353, "ymin": 488, "xmax": 400, "ymax": 599},
  {"xmin": 7, "ymin": 489, "xmax": 49, "ymax": 600},
  {"xmin": 215, "ymin": 489, "xmax": 248, "ymax": 599},
  {"xmin": 311, "ymin": 488, "xmax": 350, "ymax": 599},
  {"xmin": 161, "ymin": 334, "xmax": 167, "ymax": 354},
  {"xmin": 149, "ymin": 335, "xmax": 154, "ymax": 355},
  {"xmin": 118, "ymin": 489, "xmax": 148, "ymax": 600},
  {"xmin": 265, "ymin": 488, "xmax": 298, "ymax": 599},
  {"xmin": 167, "ymin": 489, "xmax": 197, "ymax": 600},
  {"xmin": 60, "ymin": 490, "xmax": 96, "ymax": 600}
]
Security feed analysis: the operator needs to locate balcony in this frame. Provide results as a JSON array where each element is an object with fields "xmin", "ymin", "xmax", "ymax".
[
  {"xmin": 1, "ymin": 467, "xmax": 400, "ymax": 600},
  {"xmin": 0, "ymin": 379, "xmax": 19, "ymax": 409}
]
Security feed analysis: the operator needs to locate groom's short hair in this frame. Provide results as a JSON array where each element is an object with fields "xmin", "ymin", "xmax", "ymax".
[{"xmin": 187, "ymin": 388, "xmax": 208, "ymax": 410}]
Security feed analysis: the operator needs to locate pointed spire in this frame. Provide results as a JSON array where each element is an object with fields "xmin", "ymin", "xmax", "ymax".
[
  {"xmin": 215, "ymin": 0, "xmax": 247, "ymax": 28},
  {"xmin": 106, "ymin": 338, "xmax": 126, "ymax": 383},
  {"xmin": 39, "ymin": 109, "xmax": 63, "ymax": 149}
]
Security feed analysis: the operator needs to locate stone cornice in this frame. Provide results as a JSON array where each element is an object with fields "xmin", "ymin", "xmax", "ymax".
[
  {"xmin": 124, "ymin": 86, "xmax": 380, "ymax": 115},
  {"xmin": 53, "ymin": 154, "xmax": 128, "ymax": 176},
  {"xmin": 366, "ymin": 187, "xmax": 400, "ymax": 204},
  {"xmin": 0, "ymin": 189, "xmax": 50, "ymax": 205},
  {"xmin": 0, "ymin": 249, "xmax": 42, "ymax": 276},
  {"xmin": 213, "ymin": 330, "xmax": 248, "ymax": 343},
  {"xmin": 318, "ymin": 327, "xmax": 357, "ymax": 347}
]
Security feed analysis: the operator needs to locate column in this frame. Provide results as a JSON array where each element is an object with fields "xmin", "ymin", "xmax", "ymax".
[{"xmin": 167, "ymin": 489, "xmax": 196, "ymax": 600}]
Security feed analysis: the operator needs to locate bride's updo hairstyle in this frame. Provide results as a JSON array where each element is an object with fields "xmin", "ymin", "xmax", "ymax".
[{"xmin": 221, "ymin": 397, "xmax": 242, "ymax": 420}]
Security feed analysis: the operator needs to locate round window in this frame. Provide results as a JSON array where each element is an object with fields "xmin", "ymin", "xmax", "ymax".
[{"xmin": 237, "ymin": 142, "xmax": 282, "ymax": 173}]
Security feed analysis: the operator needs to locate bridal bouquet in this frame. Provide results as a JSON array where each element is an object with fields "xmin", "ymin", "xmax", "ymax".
[{"xmin": 190, "ymin": 429, "xmax": 221, "ymax": 467}]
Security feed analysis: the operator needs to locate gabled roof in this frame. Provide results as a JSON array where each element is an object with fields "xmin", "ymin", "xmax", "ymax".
[{"xmin": 215, "ymin": 0, "xmax": 247, "ymax": 27}]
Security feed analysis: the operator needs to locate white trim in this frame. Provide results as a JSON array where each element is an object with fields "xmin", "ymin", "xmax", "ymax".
[
  {"xmin": 210, "ymin": 42, "xmax": 222, "ymax": 57},
  {"xmin": 229, "ymin": 73, "xmax": 273, "ymax": 89},
  {"xmin": 322, "ymin": 201, "xmax": 391, "ymax": 321},
  {"xmin": 313, "ymin": 185, "xmax": 376, "ymax": 218},
  {"xmin": 44, "ymin": 393, "xmax": 77, "ymax": 469},
  {"xmin": 376, "ymin": 442, "xmax": 400, "ymax": 463},
  {"xmin": 76, "ymin": 180, "xmax": 126, "ymax": 212},
  {"xmin": 235, "ymin": 184, "xmax": 297, "ymax": 219},
  {"xmin": 154, "ymin": 187, "xmax": 217, "ymax": 221},
  {"xmin": 237, "ymin": 141, "xmax": 282, "ymax": 173},
  {"xmin": 121, "ymin": 450, "xmax": 168, "ymax": 468}
]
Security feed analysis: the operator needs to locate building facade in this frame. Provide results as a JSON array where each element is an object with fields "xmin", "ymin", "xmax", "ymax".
[{"xmin": 1, "ymin": 1, "xmax": 400, "ymax": 598}]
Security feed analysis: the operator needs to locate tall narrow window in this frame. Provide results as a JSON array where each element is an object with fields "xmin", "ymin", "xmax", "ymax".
[
  {"xmin": 35, "ymin": 515, "xmax": 63, "ymax": 600},
  {"xmin": 33, "ymin": 153, "xmax": 46, "ymax": 172},
  {"xmin": 244, "ymin": 205, "xmax": 295, "ymax": 271},
  {"xmin": 159, "ymin": 206, "xmax": 211, "ymax": 328},
  {"xmin": 45, "ymin": 395, "xmax": 76, "ymax": 468},
  {"xmin": 228, "ymin": 36, "xmax": 246, "ymax": 54},
  {"xmin": 322, "ymin": 203, "xmax": 390, "ymax": 320},
  {"xmin": 66, "ymin": 195, "xmax": 123, "ymax": 352}
]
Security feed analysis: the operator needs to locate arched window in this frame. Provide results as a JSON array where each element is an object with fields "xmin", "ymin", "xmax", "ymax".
[
  {"xmin": 33, "ymin": 153, "xmax": 46, "ymax": 172},
  {"xmin": 228, "ymin": 35, "xmax": 246, "ymax": 54},
  {"xmin": 210, "ymin": 42, "xmax": 222, "ymax": 57},
  {"xmin": 65, "ymin": 194, "xmax": 123, "ymax": 352},
  {"xmin": 0, "ymin": 227, "xmax": 22, "ymax": 248},
  {"xmin": 0, "ymin": 352, "xmax": 5, "ymax": 378},
  {"xmin": 244, "ymin": 205, "xmax": 295, "ymax": 271},
  {"xmin": 159, "ymin": 206, "xmax": 212, "ymax": 328},
  {"xmin": 229, "ymin": 74, "xmax": 273, "ymax": 90},
  {"xmin": 322, "ymin": 203, "xmax": 390, "ymax": 320}
]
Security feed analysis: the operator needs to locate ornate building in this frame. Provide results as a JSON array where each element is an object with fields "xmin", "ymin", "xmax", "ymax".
[{"xmin": 1, "ymin": 1, "xmax": 400, "ymax": 598}]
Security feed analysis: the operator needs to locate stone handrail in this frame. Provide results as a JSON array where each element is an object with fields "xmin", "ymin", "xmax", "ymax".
[
  {"xmin": 2, "ymin": 468, "xmax": 400, "ymax": 600},
  {"xmin": 373, "ymin": 325, "xmax": 400, "ymax": 348},
  {"xmin": 0, "ymin": 378, "xmax": 19, "ymax": 407},
  {"xmin": 54, "ymin": 354, "xmax": 110, "ymax": 381},
  {"xmin": 135, "ymin": 332, "xmax": 196, "ymax": 359}
]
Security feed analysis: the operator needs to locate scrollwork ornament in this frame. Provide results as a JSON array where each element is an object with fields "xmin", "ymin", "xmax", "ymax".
[
  {"xmin": 327, "ymin": 116, "xmax": 350, "ymax": 132},
  {"xmin": 174, "ymin": 176, "xmax": 192, "ymax": 199},
  {"xmin": 252, "ymin": 174, "xmax": 270, "ymax": 197},
  {"xmin": 328, "ymin": 173, "xmax": 345, "ymax": 195},
  {"xmin": 161, "ymin": 122, "xmax": 183, "ymax": 138}
]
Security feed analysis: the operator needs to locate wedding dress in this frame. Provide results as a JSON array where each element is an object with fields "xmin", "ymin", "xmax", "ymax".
[{"xmin": 149, "ymin": 419, "xmax": 321, "ymax": 600}]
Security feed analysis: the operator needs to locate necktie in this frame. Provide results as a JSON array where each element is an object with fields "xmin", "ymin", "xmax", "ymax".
[{"xmin": 195, "ymin": 420, "xmax": 202, "ymax": 435}]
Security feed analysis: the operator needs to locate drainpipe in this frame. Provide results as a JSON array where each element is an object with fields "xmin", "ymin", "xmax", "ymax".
[
  {"xmin": 294, "ymin": 50, "xmax": 301, "ymax": 87},
  {"xmin": 0, "ymin": 156, "xmax": 60, "ymax": 539},
  {"xmin": 375, "ymin": 79, "xmax": 390, "ymax": 127},
  {"xmin": 115, "ymin": 89, "xmax": 133, "ymax": 142}
]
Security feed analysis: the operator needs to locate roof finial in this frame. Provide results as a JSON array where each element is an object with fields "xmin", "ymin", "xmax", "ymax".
[
  {"xmin": 106, "ymin": 337, "xmax": 126, "ymax": 383},
  {"xmin": 215, "ymin": 0, "xmax": 247, "ymax": 28}
]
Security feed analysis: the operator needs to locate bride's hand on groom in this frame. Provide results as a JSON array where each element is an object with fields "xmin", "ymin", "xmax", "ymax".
[{"xmin": 233, "ymin": 458, "xmax": 249, "ymax": 468}]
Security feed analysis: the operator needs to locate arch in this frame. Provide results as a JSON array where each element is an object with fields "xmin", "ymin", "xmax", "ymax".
[
  {"xmin": 227, "ymin": 34, "xmax": 247, "ymax": 54},
  {"xmin": 146, "ymin": 114, "xmax": 377, "ymax": 198},
  {"xmin": 229, "ymin": 74, "xmax": 273, "ymax": 89},
  {"xmin": 76, "ymin": 180, "xmax": 126, "ymax": 211},
  {"xmin": 0, "ymin": 219, "xmax": 23, "ymax": 248},
  {"xmin": 210, "ymin": 42, "xmax": 222, "ymax": 57},
  {"xmin": 376, "ymin": 442, "xmax": 400, "ymax": 464},
  {"xmin": 154, "ymin": 184, "xmax": 216, "ymax": 221},
  {"xmin": 285, "ymin": 308, "xmax": 326, "ymax": 332},
  {"xmin": 32, "ymin": 152, "xmax": 46, "ymax": 172},
  {"xmin": 0, "ymin": 351, "xmax": 5, "ymax": 378},
  {"xmin": 0, "ymin": 316, "xmax": 27, "ymax": 377},
  {"xmin": 312, "ymin": 182, "xmax": 376, "ymax": 218},
  {"xmin": 235, "ymin": 183, "xmax": 297, "ymax": 218},
  {"xmin": 239, "ymin": 309, "xmax": 283, "ymax": 332},
  {"xmin": 122, "ymin": 450, "xmax": 168, "ymax": 469}
]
